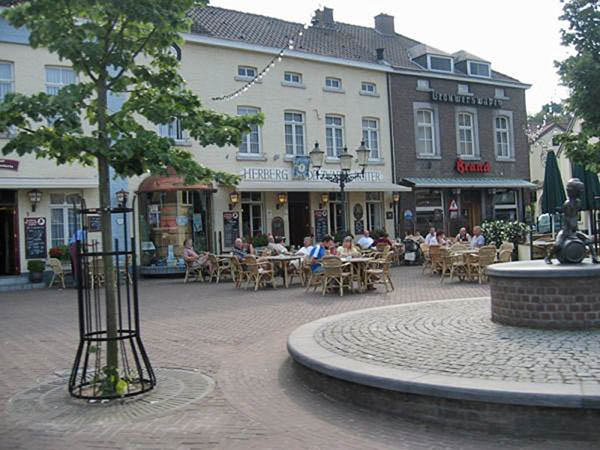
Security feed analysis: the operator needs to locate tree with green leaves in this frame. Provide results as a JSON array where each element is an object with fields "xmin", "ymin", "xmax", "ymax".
[
  {"xmin": 0, "ymin": 0, "xmax": 262, "ymax": 376},
  {"xmin": 555, "ymin": 0, "xmax": 600, "ymax": 171}
]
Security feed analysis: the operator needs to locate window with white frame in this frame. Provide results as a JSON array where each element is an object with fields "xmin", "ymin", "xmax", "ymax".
[
  {"xmin": 366, "ymin": 192, "xmax": 383, "ymax": 231},
  {"xmin": 328, "ymin": 192, "xmax": 346, "ymax": 233},
  {"xmin": 325, "ymin": 115, "xmax": 344, "ymax": 157},
  {"xmin": 493, "ymin": 189, "xmax": 517, "ymax": 221},
  {"xmin": 284, "ymin": 111, "xmax": 305, "ymax": 155},
  {"xmin": 495, "ymin": 115, "xmax": 511, "ymax": 159},
  {"xmin": 241, "ymin": 192, "xmax": 263, "ymax": 237},
  {"xmin": 159, "ymin": 119, "xmax": 185, "ymax": 142},
  {"xmin": 362, "ymin": 118, "xmax": 380, "ymax": 159},
  {"xmin": 237, "ymin": 106, "xmax": 261, "ymax": 154},
  {"xmin": 50, "ymin": 193, "xmax": 81, "ymax": 248},
  {"xmin": 457, "ymin": 112, "xmax": 475, "ymax": 157},
  {"xmin": 457, "ymin": 84, "xmax": 470, "ymax": 94},
  {"xmin": 325, "ymin": 77, "xmax": 342, "ymax": 89},
  {"xmin": 45, "ymin": 66, "xmax": 76, "ymax": 95},
  {"xmin": 361, "ymin": 82, "xmax": 376, "ymax": 94},
  {"xmin": 428, "ymin": 55, "xmax": 453, "ymax": 72},
  {"xmin": 0, "ymin": 61, "xmax": 14, "ymax": 101},
  {"xmin": 415, "ymin": 109, "xmax": 435, "ymax": 156},
  {"xmin": 237, "ymin": 66, "xmax": 257, "ymax": 78},
  {"xmin": 468, "ymin": 61, "xmax": 491, "ymax": 78},
  {"xmin": 284, "ymin": 71, "xmax": 302, "ymax": 84},
  {"xmin": 495, "ymin": 87, "xmax": 506, "ymax": 98}
]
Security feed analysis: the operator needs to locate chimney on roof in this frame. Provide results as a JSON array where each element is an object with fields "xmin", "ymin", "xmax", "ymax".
[
  {"xmin": 313, "ymin": 6, "xmax": 335, "ymax": 28},
  {"xmin": 374, "ymin": 13, "xmax": 395, "ymax": 35},
  {"xmin": 376, "ymin": 48, "xmax": 385, "ymax": 62}
]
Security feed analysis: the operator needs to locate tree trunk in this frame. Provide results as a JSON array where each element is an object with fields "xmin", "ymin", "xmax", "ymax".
[{"xmin": 97, "ymin": 81, "xmax": 118, "ymax": 370}]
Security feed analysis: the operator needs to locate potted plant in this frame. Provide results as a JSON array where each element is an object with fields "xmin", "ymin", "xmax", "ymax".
[{"xmin": 27, "ymin": 260, "xmax": 46, "ymax": 283}]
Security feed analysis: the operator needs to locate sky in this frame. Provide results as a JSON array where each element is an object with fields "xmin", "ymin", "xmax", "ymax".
[{"xmin": 211, "ymin": 0, "xmax": 571, "ymax": 115}]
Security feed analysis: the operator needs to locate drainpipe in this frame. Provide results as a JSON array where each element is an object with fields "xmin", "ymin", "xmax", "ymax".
[{"xmin": 386, "ymin": 73, "xmax": 398, "ymax": 238}]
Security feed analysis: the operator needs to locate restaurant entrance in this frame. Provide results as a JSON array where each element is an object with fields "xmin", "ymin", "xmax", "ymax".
[
  {"xmin": 288, "ymin": 192, "xmax": 310, "ymax": 247},
  {"xmin": 0, "ymin": 190, "xmax": 18, "ymax": 275},
  {"xmin": 460, "ymin": 190, "xmax": 481, "ymax": 233}
]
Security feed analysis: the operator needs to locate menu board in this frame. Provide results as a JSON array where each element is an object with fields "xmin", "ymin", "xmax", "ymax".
[
  {"xmin": 223, "ymin": 212, "xmax": 240, "ymax": 248},
  {"xmin": 354, "ymin": 219, "xmax": 364, "ymax": 235},
  {"xmin": 314, "ymin": 209, "xmax": 328, "ymax": 243},
  {"xmin": 87, "ymin": 215, "xmax": 101, "ymax": 232},
  {"xmin": 24, "ymin": 217, "xmax": 47, "ymax": 259}
]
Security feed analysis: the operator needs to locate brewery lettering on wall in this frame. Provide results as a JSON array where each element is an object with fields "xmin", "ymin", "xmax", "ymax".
[
  {"xmin": 455, "ymin": 158, "xmax": 491, "ymax": 174},
  {"xmin": 431, "ymin": 91, "xmax": 503, "ymax": 108},
  {"xmin": 240, "ymin": 167, "xmax": 384, "ymax": 183}
]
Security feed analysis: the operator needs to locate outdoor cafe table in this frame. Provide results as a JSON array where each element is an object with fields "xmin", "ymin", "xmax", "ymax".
[
  {"xmin": 340, "ymin": 256, "xmax": 373, "ymax": 292},
  {"xmin": 264, "ymin": 255, "xmax": 302, "ymax": 288}
]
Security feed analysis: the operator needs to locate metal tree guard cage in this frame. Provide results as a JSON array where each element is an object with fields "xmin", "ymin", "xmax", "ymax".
[{"xmin": 69, "ymin": 199, "xmax": 156, "ymax": 400}]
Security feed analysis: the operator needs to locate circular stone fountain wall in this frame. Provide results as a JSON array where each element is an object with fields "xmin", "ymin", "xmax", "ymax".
[{"xmin": 488, "ymin": 259, "xmax": 600, "ymax": 329}]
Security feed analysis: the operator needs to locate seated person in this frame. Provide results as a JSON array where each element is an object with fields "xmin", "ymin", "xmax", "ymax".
[
  {"xmin": 455, "ymin": 227, "xmax": 471, "ymax": 243},
  {"xmin": 269, "ymin": 236, "xmax": 289, "ymax": 255},
  {"xmin": 337, "ymin": 236, "xmax": 361, "ymax": 257},
  {"xmin": 182, "ymin": 239, "xmax": 212, "ymax": 272},
  {"xmin": 309, "ymin": 235, "xmax": 334, "ymax": 273},
  {"xmin": 413, "ymin": 231, "xmax": 425, "ymax": 244},
  {"xmin": 424, "ymin": 227, "xmax": 437, "ymax": 245},
  {"xmin": 232, "ymin": 238, "xmax": 249, "ymax": 259},
  {"xmin": 374, "ymin": 232, "xmax": 394, "ymax": 248},
  {"xmin": 470, "ymin": 226, "xmax": 485, "ymax": 249},
  {"xmin": 435, "ymin": 230, "xmax": 448, "ymax": 246},
  {"xmin": 357, "ymin": 230, "xmax": 375, "ymax": 249}
]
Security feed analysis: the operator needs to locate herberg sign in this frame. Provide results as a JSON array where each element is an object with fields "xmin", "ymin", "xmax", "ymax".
[
  {"xmin": 240, "ymin": 167, "xmax": 385, "ymax": 183},
  {"xmin": 431, "ymin": 91, "xmax": 503, "ymax": 108}
]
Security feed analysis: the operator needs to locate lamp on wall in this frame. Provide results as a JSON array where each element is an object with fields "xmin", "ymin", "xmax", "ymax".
[
  {"xmin": 390, "ymin": 192, "xmax": 400, "ymax": 209},
  {"xmin": 229, "ymin": 191, "xmax": 240, "ymax": 210},
  {"xmin": 319, "ymin": 192, "xmax": 329, "ymax": 209},
  {"xmin": 28, "ymin": 189, "xmax": 42, "ymax": 212},
  {"xmin": 276, "ymin": 192, "xmax": 287, "ymax": 209},
  {"xmin": 116, "ymin": 188, "xmax": 129, "ymax": 207}
]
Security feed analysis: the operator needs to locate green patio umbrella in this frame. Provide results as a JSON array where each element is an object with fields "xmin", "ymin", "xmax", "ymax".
[
  {"xmin": 541, "ymin": 151, "xmax": 566, "ymax": 214},
  {"xmin": 572, "ymin": 163, "xmax": 600, "ymax": 210}
]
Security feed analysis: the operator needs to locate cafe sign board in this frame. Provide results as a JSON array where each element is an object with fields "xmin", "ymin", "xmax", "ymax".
[
  {"xmin": 455, "ymin": 158, "xmax": 490, "ymax": 175},
  {"xmin": 0, "ymin": 159, "xmax": 19, "ymax": 171},
  {"xmin": 240, "ymin": 167, "xmax": 385, "ymax": 183},
  {"xmin": 431, "ymin": 91, "xmax": 503, "ymax": 108}
]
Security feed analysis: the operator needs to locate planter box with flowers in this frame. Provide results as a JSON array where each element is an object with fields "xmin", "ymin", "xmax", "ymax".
[{"xmin": 481, "ymin": 220, "xmax": 528, "ymax": 259}]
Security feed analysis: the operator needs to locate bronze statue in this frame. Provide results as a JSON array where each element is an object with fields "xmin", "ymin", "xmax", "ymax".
[{"xmin": 545, "ymin": 178, "xmax": 599, "ymax": 264}]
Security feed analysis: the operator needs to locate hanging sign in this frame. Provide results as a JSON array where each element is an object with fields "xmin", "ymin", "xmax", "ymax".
[
  {"xmin": 449, "ymin": 200, "xmax": 458, "ymax": 211},
  {"xmin": 292, "ymin": 155, "xmax": 310, "ymax": 180},
  {"xmin": 24, "ymin": 217, "xmax": 47, "ymax": 259},
  {"xmin": 455, "ymin": 158, "xmax": 490, "ymax": 174},
  {"xmin": 0, "ymin": 159, "xmax": 19, "ymax": 171}
]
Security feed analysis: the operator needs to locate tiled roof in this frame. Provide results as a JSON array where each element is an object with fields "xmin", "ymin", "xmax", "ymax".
[
  {"xmin": 187, "ymin": 6, "xmax": 522, "ymax": 84},
  {"xmin": 401, "ymin": 177, "xmax": 535, "ymax": 188}
]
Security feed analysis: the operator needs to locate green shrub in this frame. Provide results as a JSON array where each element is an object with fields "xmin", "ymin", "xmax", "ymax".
[
  {"xmin": 481, "ymin": 220, "xmax": 528, "ymax": 248},
  {"xmin": 27, "ymin": 260, "xmax": 46, "ymax": 272},
  {"xmin": 371, "ymin": 229, "xmax": 386, "ymax": 240},
  {"xmin": 333, "ymin": 230, "xmax": 353, "ymax": 244},
  {"xmin": 251, "ymin": 234, "xmax": 269, "ymax": 248}
]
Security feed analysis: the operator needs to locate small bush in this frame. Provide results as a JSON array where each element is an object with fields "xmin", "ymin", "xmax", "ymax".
[
  {"xmin": 27, "ymin": 260, "xmax": 46, "ymax": 272},
  {"xmin": 481, "ymin": 220, "xmax": 528, "ymax": 248},
  {"xmin": 333, "ymin": 230, "xmax": 353, "ymax": 244},
  {"xmin": 251, "ymin": 234, "xmax": 269, "ymax": 248},
  {"xmin": 371, "ymin": 229, "xmax": 386, "ymax": 240}
]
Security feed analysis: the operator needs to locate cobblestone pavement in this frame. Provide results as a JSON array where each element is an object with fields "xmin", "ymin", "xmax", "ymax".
[
  {"xmin": 315, "ymin": 298, "xmax": 600, "ymax": 384},
  {"xmin": 0, "ymin": 267, "xmax": 594, "ymax": 449}
]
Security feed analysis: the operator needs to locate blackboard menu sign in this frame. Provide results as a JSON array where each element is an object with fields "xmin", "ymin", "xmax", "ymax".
[
  {"xmin": 354, "ymin": 219, "xmax": 364, "ymax": 235},
  {"xmin": 223, "ymin": 212, "xmax": 239, "ymax": 248},
  {"xmin": 87, "ymin": 215, "xmax": 101, "ymax": 232},
  {"xmin": 314, "ymin": 209, "xmax": 328, "ymax": 243},
  {"xmin": 24, "ymin": 217, "xmax": 47, "ymax": 259}
]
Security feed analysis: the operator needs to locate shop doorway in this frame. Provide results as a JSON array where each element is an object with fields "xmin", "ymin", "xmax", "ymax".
[
  {"xmin": 0, "ymin": 190, "xmax": 18, "ymax": 275},
  {"xmin": 460, "ymin": 190, "xmax": 481, "ymax": 233},
  {"xmin": 287, "ymin": 192, "xmax": 310, "ymax": 247}
]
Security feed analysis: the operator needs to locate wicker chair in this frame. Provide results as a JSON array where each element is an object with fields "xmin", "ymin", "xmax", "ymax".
[
  {"xmin": 428, "ymin": 245, "xmax": 443, "ymax": 275},
  {"xmin": 469, "ymin": 246, "xmax": 497, "ymax": 283},
  {"xmin": 498, "ymin": 249, "xmax": 513, "ymax": 263},
  {"xmin": 210, "ymin": 254, "xmax": 234, "ymax": 283},
  {"xmin": 499, "ymin": 241, "xmax": 515, "ymax": 253},
  {"xmin": 321, "ymin": 256, "xmax": 352, "ymax": 296},
  {"xmin": 229, "ymin": 257, "xmax": 246, "ymax": 288},
  {"xmin": 242, "ymin": 255, "xmax": 276, "ymax": 291},
  {"xmin": 420, "ymin": 243, "xmax": 431, "ymax": 273},
  {"xmin": 366, "ymin": 253, "xmax": 395, "ymax": 292},
  {"xmin": 183, "ymin": 258, "xmax": 203, "ymax": 283},
  {"xmin": 449, "ymin": 242, "xmax": 468, "ymax": 253},
  {"xmin": 47, "ymin": 258, "xmax": 66, "ymax": 289}
]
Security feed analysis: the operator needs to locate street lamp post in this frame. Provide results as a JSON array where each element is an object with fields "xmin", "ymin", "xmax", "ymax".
[{"xmin": 309, "ymin": 141, "xmax": 370, "ymax": 233}]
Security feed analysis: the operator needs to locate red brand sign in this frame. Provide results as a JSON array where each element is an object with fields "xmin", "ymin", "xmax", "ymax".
[{"xmin": 455, "ymin": 159, "xmax": 490, "ymax": 174}]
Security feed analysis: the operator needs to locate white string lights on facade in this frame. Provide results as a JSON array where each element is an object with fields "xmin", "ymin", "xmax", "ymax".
[{"xmin": 211, "ymin": 9, "xmax": 317, "ymax": 102}]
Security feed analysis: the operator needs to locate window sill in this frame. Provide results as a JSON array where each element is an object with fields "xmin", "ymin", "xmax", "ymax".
[
  {"xmin": 416, "ymin": 87, "xmax": 433, "ymax": 92},
  {"xmin": 283, "ymin": 154, "xmax": 306, "ymax": 162},
  {"xmin": 495, "ymin": 157, "xmax": 515, "ymax": 162},
  {"xmin": 235, "ymin": 75, "xmax": 262, "ymax": 84},
  {"xmin": 236, "ymin": 153, "xmax": 267, "ymax": 161},
  {"xmin": 367, "ymin": 158, "xmax": 385, "ymax": 165},
  {"xmin": 359, "ymin": 91, "xmax": 380, "ymax": 98},
  {"xmin": 457, "ymin": 155, "xmax": 481, "ymax": 161},
  {"xmin": 416, "ymin": 154, "xmax": 441, "ymax": 160},
  {"xmin": 281, "ymin": 81, "xmax": 306, "ymax": 89},
  {"xmin": 323, "ymin": 87, "xmax": 345, "ymax": 94}
]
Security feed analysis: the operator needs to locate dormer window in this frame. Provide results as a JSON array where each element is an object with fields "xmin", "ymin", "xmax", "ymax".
[
  {"xmin": 428, "ymin": 55, "xmax": 453, "ymax": 73},
  {"xmin": 468, "ymin": 61, "xmax": 491, "ymax": 78}
]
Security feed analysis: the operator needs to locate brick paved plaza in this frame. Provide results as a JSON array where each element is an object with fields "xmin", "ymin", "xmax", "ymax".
[{"xmin": 0, "ymin": 267, "xmax": 595, "ymax": 449}]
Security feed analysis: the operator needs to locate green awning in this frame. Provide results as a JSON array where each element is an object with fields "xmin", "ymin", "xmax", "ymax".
[
  {"xmin": 400, "ymin": 177, "xmax": 535, "ymax": 189},
  {"xmin": 541, "ymin": 151, "xmax": 566, "ymax": 214}
]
